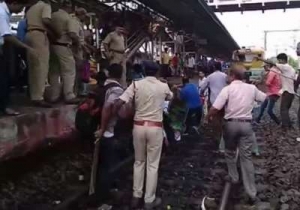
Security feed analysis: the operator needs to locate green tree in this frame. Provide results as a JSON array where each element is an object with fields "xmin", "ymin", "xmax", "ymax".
[{"xmin": 288, "ymin": 56, "xmax": 299, "ymax": 69}]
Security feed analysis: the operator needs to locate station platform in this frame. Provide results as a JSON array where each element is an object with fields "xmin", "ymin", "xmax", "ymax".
[{"xmin": 0, "ymin": 93, "xmax": 77, "ymax": 162}]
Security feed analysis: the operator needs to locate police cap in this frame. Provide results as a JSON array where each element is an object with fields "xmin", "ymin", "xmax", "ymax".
[{"xmin": 142, "ymin": 60, "xmax": 159, "ymax": 76}]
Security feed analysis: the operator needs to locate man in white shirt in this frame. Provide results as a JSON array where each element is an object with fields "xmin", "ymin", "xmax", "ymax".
[
  {"xmin": 200, "ymin": 62, "xmax": 227, "ymax": 148},
  {"xmin": 187, "ymin": 54, "xmax": 195, "ymax": 77},
  {"xmin": 207, "ymin": 64, "xmax": 266, "ymax": 207},
  {"xmin": 258, "ymin": 53, "xmax": 296, "ymax": 131},
  {"xmin": 0, "ymin": 0, "xmax": 35, "ymax": 116}
]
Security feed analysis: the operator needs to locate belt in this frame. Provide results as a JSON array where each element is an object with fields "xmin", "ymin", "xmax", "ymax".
[
  {"xmin": 134, "ymin": 121, "xmax": 163, "ymax": 127},
  {"xmin": 110, "ymin": 48, "xmax": 125, "ymax": 54},
  {"xmin": 225, "ymin": 119, "xmax": 252, "ymax": 123},
  {"xmin": 52, "ymin": 42, "xmax": 71, "ymax": 47},
  {"xmin": 27, "ymin": 29, "xmax": 46, "ymax": 33}
]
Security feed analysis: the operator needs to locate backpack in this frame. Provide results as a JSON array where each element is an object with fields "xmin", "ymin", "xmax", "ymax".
[{"xmin": 75, "ymin": 82, "xmax": 122, "ymax": 136}]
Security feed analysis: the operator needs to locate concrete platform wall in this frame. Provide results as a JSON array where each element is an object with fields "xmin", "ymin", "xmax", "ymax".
[{"xmin": 0, "ymin": 105, "xmax": 77, "ymax": 162}]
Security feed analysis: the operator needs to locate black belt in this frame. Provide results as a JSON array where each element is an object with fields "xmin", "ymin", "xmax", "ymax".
[
  {"xmin": 52, "ymin": 42, "xmax": 71, "ymax": 47},
  {"xmin": 225, "ymin": 119, "xmax": 252, "ymax": 123}
]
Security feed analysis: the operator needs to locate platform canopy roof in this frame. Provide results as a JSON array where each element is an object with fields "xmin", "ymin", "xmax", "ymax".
[{"xmin": 136, "ymin": 0, "xmax": 239, "ymax": 57}]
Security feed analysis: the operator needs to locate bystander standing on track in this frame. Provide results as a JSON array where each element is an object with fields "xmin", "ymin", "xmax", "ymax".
[
  {"xmin": 200, "ymin": 61, "xmax": 227, "ymax": 150},
  {"xmin": 258, "ymin": 53, "xmax": 297, "ymax": 132},
  {"xmin": 255, "ymin": 63, "xmax": 281, "ymax": 125},
  {"xmin": 207, "ymin": 64, "xmax": 266, "ymax": 207},
  {"xmin": 93, "ymin": 64, "xmax": 125, "ymax": 206}
]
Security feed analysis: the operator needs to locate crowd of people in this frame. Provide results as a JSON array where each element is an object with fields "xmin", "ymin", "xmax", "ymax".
[
  {"xmin": 0, "ymin": 0, "xmax": 127, "ymax": 116},
  {"xmin": 2, "ymin": 0, "xmax": 300, "ymax": 209},
  {"xmin": 88, "ymin": 51, "xmax": 300, "ymax": 209}
]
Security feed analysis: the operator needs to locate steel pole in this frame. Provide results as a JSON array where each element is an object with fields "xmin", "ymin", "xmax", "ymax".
[{"xmin": 218, "ymin": 149, "xmax": 239, "ymax": 210}]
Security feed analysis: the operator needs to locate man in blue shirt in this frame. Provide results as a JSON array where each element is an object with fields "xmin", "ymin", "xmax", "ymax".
[
  {"xmin": 17, "ymin": 18, "xmax": 27, "ymax": 42},
  {"xmin": 180, "ymin": 77, "xmax": 202, "ymax": 135},
  {"xmin": 0, "ymin": 0, "xmax": 35, "ymax": 116}
]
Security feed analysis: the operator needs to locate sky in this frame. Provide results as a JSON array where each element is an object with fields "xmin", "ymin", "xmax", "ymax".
[{"xmin": 216, "ymin": 8, "xmax": 300, "ymax": 58}]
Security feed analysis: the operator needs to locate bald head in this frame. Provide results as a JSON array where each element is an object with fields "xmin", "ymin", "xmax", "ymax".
[{"xmin": 229, "ymin": 64, "xmax": 246, "ymax": 81}]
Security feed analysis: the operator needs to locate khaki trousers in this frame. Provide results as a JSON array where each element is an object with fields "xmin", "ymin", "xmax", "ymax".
[
  {"xmin": 26, "ymin": 31, "xmax": 50, "ymax": 101},
  {"xmin": 132, "ymin": 125, "xmax": 163, "ymax": 203},
  {"xmin": 49, "ymin": 45, "xmax": 76, "ymax": 101}
]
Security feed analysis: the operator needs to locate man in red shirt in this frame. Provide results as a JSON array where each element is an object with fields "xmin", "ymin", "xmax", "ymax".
[
  {"xmin": 255, "ymin": 64, "xmax": 281, "ymax": 124},
  {"xmin": 172, "ymin": 53, "xmax": 179, "ymax": 76}
]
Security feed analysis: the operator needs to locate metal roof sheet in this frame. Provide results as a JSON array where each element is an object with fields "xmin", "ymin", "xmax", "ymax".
[{"xmin": 136, "ymin": 0, "xmax": 239, "ymax": 57}]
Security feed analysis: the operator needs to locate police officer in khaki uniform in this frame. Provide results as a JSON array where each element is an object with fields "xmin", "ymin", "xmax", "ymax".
[
  {"xmin": 72, "ymin": 8, "xmax": 89, "ymax": 96},
  {"xmin": 26, "ymin": 0, "xmax": 54, "ymax": 107},
  {"xmin": 115, "ymin": 61, "xmax": 173, "ymax": 209},
  {"xmin": 73, "ymin": 8, "xmax": 87, "ymax": 61},
  {"xmin": 48, "ymin": 1, "xmax": 80, "ymax": 104},
  {"xmin": 102, "ymin": 26, "xmax": 126, "ymax": 87}
]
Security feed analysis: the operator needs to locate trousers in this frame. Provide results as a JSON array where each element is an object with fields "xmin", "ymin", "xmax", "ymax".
[
  {"xmin": 257, "ymin": 95, "xmax": 280, "ymax": 124},
  {"xmin": 132, "ymin": 125, "xmax": 163, "ymax": 203},
  {"xmin": 49, "ymin": 45, "xmax": 76, "ymax": 101},
  {"xmin": 95, "ymin": 136, "xmax": 119, "ymax": 200},
  {"xmin": 26, "ymin": 31, "xmax": 50, "ymax": 101},
  {"xmin": 0, "ymin": 47, "xmax": 10, "ymax": 111},
  {"xmin": 223, "ymin": 121, "xmax": 257, "ymax": 199},
  {"xmin": 280, "ymin": 91, "xmax": 294, "ymax": 128},
  {"xmin": 185, "ymin": 106, "xmax": 202, "ymax": 132}
]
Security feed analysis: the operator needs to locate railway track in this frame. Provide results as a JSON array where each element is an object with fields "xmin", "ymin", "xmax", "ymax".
[{"xmin": 2, "ymin": 108, "xmax": 299, "ymax": 210}]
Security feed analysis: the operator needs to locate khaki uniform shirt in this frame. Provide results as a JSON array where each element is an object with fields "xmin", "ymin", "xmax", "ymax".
[
  {"xmin": 72, "ymin": 17, "xmax": 84, "ymax": 45},
  {"xmin": 102, "ymin": 31, "xmax": 125, "ymax": 52},
  {"xmin": 51, "ymin": 9, "xmax": 77, "ymax": 44},
  {"xmin": 119, "ymin": 77, "xmax": 173, "ymax": 122},
  {"xmin": 26, "ymin": 1, "xmax": 51, "ymax": 31},
  {"xmin": 71, "ymin": 16, "xmax": 85, "ymax": 59},
  {"xmin": 161, "ymin": 52, "xmax": 170, "ymax": 65}
]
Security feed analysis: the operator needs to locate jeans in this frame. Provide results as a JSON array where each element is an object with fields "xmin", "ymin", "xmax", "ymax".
[
  {"xmin": 0, "ymin": 45, "xmax": 10, "ymax": 112},
  {"xmin": 96, "ymin": 136, "xmax": 120, "ymax": 201},
  {"xmin": 185, "ymin": 106, "xmax": 202, "ymax": 133},
  {"xmin": 256, "ymin": 95, "xmax": 280, "ymax": 124},
  {"xmin": 280, "ymin": 91, "xmax": 294, "ymax": 128}
]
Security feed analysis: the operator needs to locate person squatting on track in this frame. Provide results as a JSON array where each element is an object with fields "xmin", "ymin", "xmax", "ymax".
[
  {"xmin": 207, "ymin": 64, "xmax": 266, "ymax": 206},
  {"xmin": 114, "ymin": 61, "xmax": 173, "ymax": 209},
  {"xmin": 178, "ymin": 76, "xmax": 202, "ymax": 135}
]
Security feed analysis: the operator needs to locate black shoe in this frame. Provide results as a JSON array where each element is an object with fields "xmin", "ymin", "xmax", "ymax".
[
  {"xmin": 248, "ymin": 197, "xmax": 260, "ymax": 207},
  {"xmin": 144, "ymin": 197, "xmax": 162, "ymax": 210},
  {"xmin": 65, "ymin": 98, "xmax": 81, "ymax": 105},
  {"xmin": 32, "ymin": 100, "xmax": 53, "ymax": 108},
  {"xmin": 131, "ymin": 197, "xmax": 143, "ymax": 209}
]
